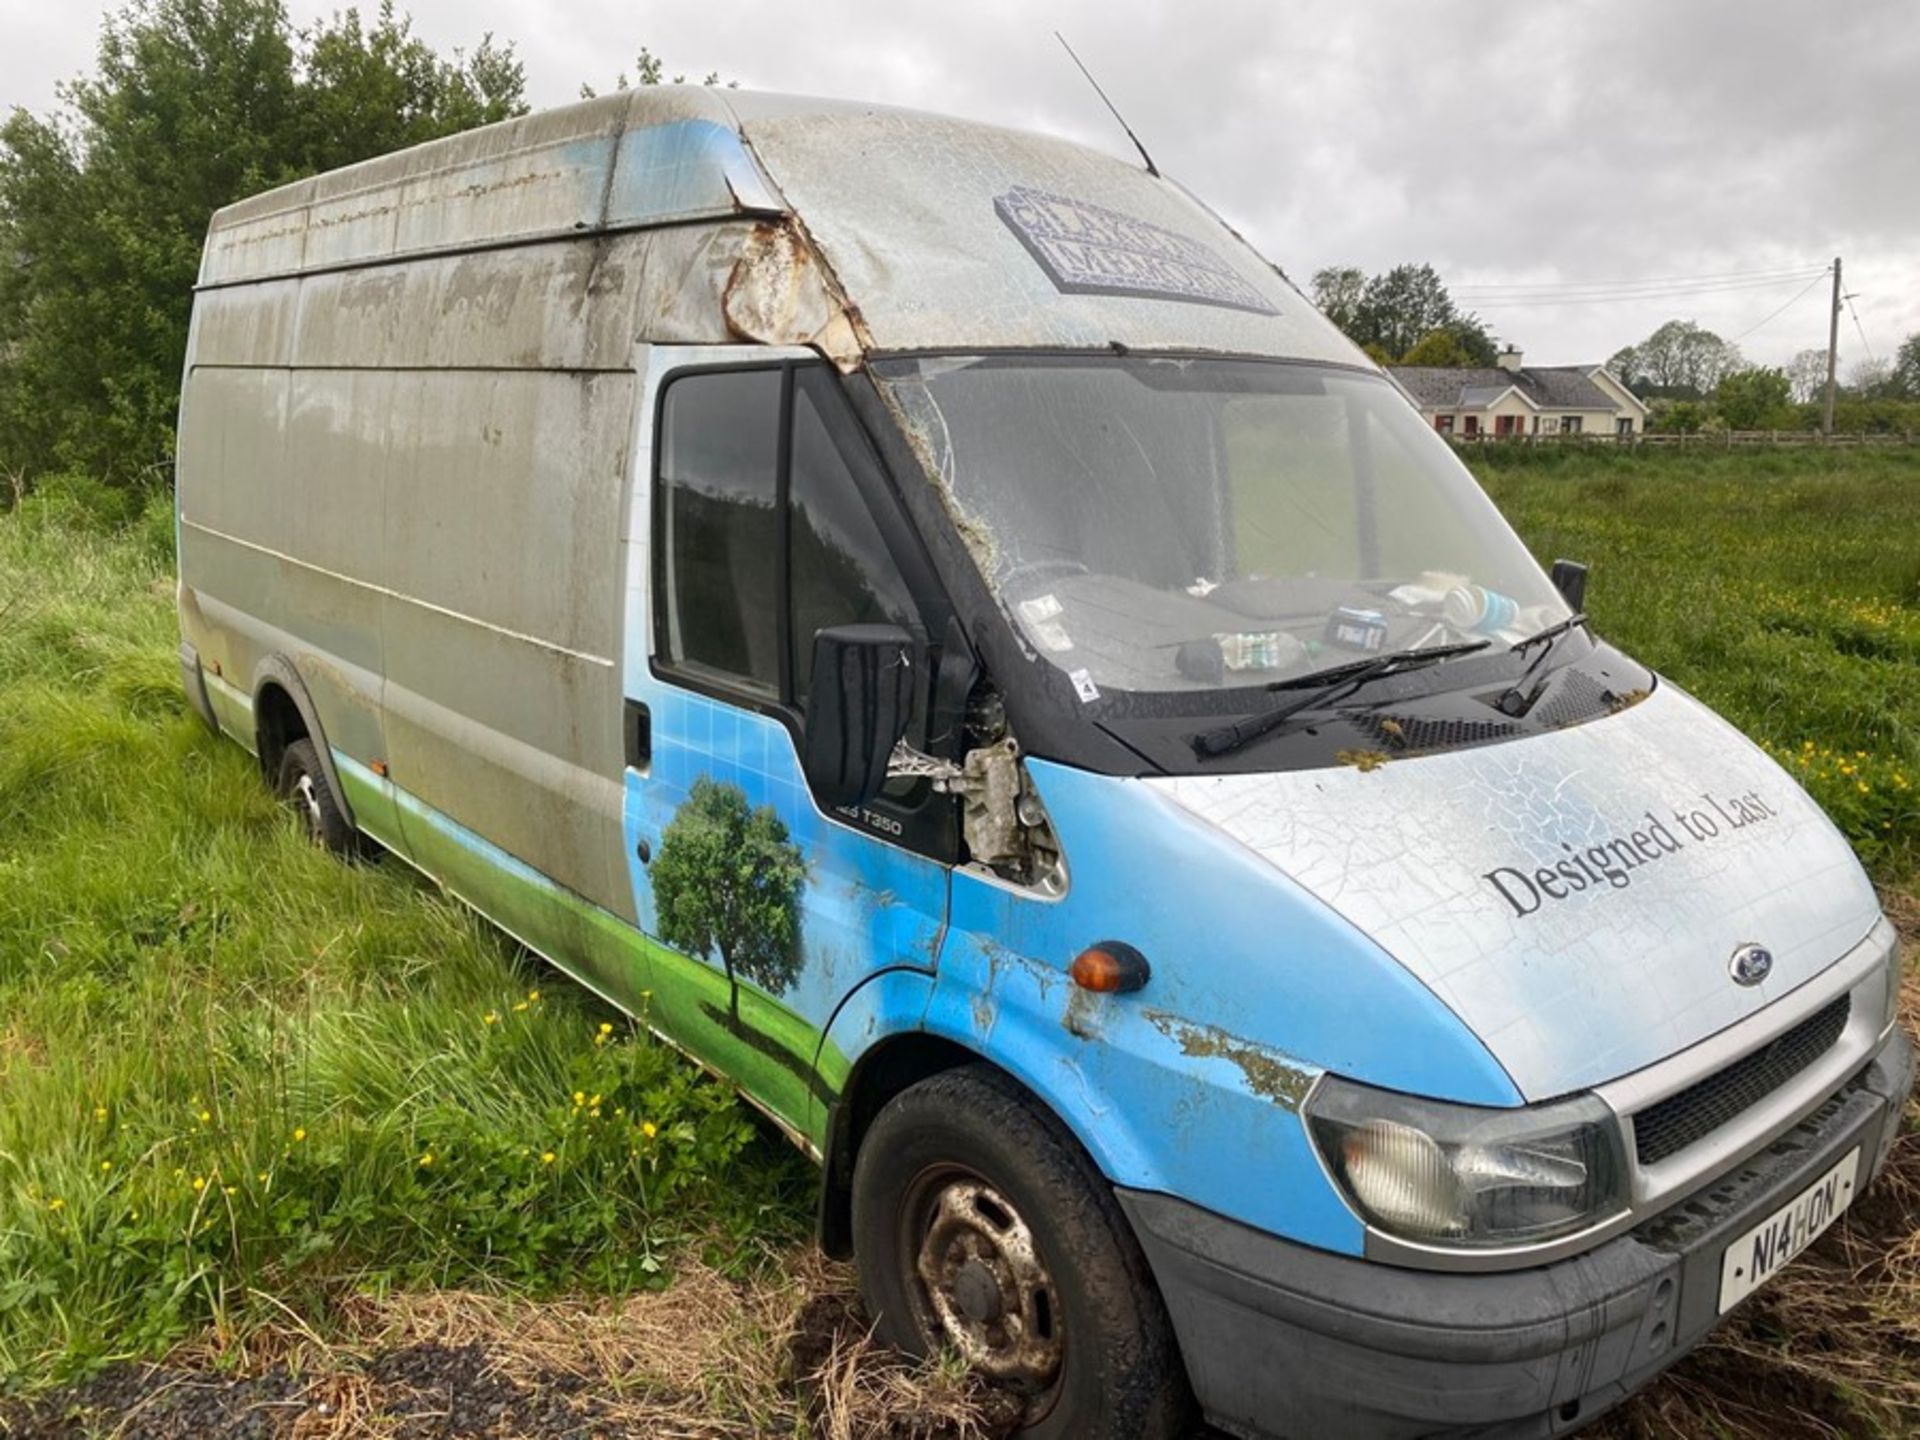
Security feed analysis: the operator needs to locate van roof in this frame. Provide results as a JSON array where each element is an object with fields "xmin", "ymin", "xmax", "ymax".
[{"xmin": 202, "ymin": 86, "xmax": 1357, "ymax": 367}]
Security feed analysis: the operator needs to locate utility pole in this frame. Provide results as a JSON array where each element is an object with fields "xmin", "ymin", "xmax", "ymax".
[{"xmin": 1823, "ymin": 256, "xmax": 1842, "ymax": 436}]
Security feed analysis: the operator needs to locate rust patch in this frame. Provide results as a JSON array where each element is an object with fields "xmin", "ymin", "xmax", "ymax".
[
  {"xmin": 1608, "ymin": 687, "xmax": 1652, "ymax": 714},
  {"xmin": 1145, "ymin": 1011, "xmax": 1312, "ymax": 1109},
  {"xmin": 1335, "ymin": 748, "xmax": 1390, "ymax": 772}
]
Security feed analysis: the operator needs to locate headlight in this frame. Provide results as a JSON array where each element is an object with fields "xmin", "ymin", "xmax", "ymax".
[{"xmin": 1306, "ymin": 1075, "xmax": 1629, "ymax": 1251}]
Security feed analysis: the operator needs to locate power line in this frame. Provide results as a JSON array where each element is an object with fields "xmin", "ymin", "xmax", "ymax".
[
  {"xmin": 1728, "ymin": 269, "xmax": 1833, "ymax": 344},
  {"xmin": 1467, "ymin": 272, "xmax": 1832, "ymax": 309},
  {"xmin": 1452, "ymin": 263, "xmax": 1826, "ymax": 298},
  {"xmin": 1844, "ymin": 293, "xmax": 1876, "ymax": 365}
]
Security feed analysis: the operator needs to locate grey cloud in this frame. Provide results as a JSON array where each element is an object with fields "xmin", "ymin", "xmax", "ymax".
[{"xmin": 3, "ymin": 0, "xmax": 1913, "ymax": 365}]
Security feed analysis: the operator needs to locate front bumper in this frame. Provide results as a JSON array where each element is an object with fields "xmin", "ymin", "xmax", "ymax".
[{"xmin": 1120, "ymin": 1025, "xmax": 1913, "ymax": 1440}]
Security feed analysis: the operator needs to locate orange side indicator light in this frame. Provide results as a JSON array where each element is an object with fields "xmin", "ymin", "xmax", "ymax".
[
  {"xmin": 1070, "ymin": 942, "xmax": 1151, "ymax": 994},
  {"xmin": 371, "ymin": 759, "xmax": 389, "ymax": 778}
]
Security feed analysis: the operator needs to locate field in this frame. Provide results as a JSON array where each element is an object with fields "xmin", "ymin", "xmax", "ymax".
[{"xmin": 0, "ymin": 446, "xmax": 1915, "ymax": 1438}]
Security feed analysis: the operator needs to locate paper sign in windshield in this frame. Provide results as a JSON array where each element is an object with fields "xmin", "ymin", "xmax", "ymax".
[{"xmin": 994, "ymin": 186, "xmax": 1278, "ymax": 316}]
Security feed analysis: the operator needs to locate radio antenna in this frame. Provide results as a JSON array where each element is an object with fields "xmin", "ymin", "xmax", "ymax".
[{"xmin": 1055, "ymin": 32, "xmax": 1160, "ymax": 178}]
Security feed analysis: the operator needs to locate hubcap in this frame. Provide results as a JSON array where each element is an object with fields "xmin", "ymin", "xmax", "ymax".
[
  {"xmin": 292, "ymin": 773, "xmax": 324, "ymax": 842},
  {"xmin": 908, "ymin": 1174, "xmax": 1063, "ymax": 1390}
]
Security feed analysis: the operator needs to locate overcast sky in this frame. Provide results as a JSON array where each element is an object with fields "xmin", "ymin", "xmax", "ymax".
[{"xmin": 5, "ymin": 0, "xmax": 1914, "ymax": 370}]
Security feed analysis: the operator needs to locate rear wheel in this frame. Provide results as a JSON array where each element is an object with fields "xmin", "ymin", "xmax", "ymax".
[
  {"xmin": 851, "ymin": 1065, "xmax": 1190, "ymax": 1439},
  {"xmin": 276, "ymin": 738, "xmax": 357, "ymax": 856}
]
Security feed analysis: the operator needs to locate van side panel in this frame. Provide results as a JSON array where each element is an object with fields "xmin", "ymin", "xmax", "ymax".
[
  {"xmin": 379, "ymin": 367, "xmax": 634, "ymax": 921},
  {"xmin": 177, "ymin": 366, "xmax": 390, "ymax": 777}
]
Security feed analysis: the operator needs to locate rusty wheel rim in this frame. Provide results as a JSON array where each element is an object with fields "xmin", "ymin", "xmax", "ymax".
[{"xmin": 901, "ymin": 1167, "xmax": 1064, "ymax": 1400}]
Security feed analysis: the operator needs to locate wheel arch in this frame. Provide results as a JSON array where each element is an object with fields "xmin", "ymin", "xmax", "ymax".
[
  {"xmin": 819, "ymin": 1029, "xmax": 986, "ymax": 1257},
  {"xmin": 250, "ymin": 656, "xmax": 355, "ymax": 828}
]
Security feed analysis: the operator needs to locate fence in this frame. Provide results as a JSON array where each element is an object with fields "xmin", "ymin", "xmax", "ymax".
[{"xmin": 1450, "ymin": 429, "xmax": 1919, "ymax": 449}]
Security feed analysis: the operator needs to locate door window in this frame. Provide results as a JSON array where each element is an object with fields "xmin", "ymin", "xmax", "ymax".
[
  {"xmin": 655, "ymin": 365, "xmax": 919, "ymax": 709},
  {"xmin": 656, "ymin": 368, "xmax": 783, "ymax": 696}
]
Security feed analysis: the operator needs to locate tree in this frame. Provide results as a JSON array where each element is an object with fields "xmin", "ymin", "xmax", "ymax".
[
  {"xmin": 1892, "ymin": 333, "xmax": 1920, "ymax": 400},
  {"xmin": 1845, "ymin": 357, "xmax": 1892, "ymax": 398},
  {"xmin": 1309, "ymin": 262, "xmax": 1492, "ymax": 364},
  {"xmin": 1609, "ymin": 320, "xmax": 1743, "ymax": 397},
  {"xmin": 1785, "ymin": 348, "xmax": 1830, "ymax": 404},
  {"xmin": 1651, "ymin": 399, "xmax": 1710, "ymax": 434},
  {"xmin": 1310, "ymin": 266, "xmax": 1367, "ymax": 337},
  {"xmin": 581, "ymin": 46, "xmax": 731, "ymax": 98},
  {"xmin": 1713, "ymin": 367, "xmax": 1794, "ymax": 430},
  {"xmin": 1355, "ymin": 263, "xmax": 1456, "ymax": 359},
  {"xmin": 0, "ymin": 0, "xmax": 526, "ymax": 486},
  {"xmin": 651, "ymin": 779, "xmax": 807, "ymax": 1025},
  {"xmin": 1400, "ymin": 329, "xmax": 1474, "ymax": 368}
]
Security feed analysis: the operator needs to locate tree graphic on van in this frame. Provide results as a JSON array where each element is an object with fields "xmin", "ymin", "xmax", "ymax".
[{"xmin": 651, "ymin": 778, "xmax": 806, "ymax": 1025}]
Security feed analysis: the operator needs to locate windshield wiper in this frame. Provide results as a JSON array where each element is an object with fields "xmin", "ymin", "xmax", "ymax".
[
  {"xmin": 1495, "ymin": 613, "xmax": 1590, "ymax": 717},
  {"xmin": 1189, "ymin": 640, "xmax": 1490, "ymax": 760}
]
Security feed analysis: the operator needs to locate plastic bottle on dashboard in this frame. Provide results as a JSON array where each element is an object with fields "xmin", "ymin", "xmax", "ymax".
[{"xmin": 1442, "ymin": 584, "xmax": 1520, "ymax": 636}]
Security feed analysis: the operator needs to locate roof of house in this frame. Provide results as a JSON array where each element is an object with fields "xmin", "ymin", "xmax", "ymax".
[{"xmin": 1390, "ymin": 364, "xmax": 1620, "ymax": 412}]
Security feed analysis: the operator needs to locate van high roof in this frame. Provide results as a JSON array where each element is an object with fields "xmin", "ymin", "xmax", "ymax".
[{"xmin": 200, "ymin": 86, "xmax": 1356, "ymax": 368}]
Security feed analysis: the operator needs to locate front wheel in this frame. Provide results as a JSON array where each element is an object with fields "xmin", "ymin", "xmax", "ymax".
[{"xmin": 851, "ymin": 1065, "xmax": 1191, "ymax": 1439}]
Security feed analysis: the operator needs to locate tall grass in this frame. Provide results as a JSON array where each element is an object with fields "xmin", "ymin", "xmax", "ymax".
[
  {"xmin": 1471, "ymin": 445, "xmax": 1920, "ymax": 884},
  {"xmin": 0, "ymin": 496, "xmax": 811, "ymax": 1383},
  {"xmin": 0, "ymin": 445, "xmax": 1914, "ymax": 1393}
]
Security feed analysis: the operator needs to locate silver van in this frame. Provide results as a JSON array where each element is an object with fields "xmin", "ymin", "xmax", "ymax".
[{"xmin": 177, "ymin": 87, "xmax": 1911, "ymax": 1439}]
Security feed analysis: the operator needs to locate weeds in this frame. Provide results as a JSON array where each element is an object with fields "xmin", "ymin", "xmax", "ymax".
[
  {"xmin": 0, "ymin": 450, "xmax": 1915, "ymax": 1436},
  {"xmin": 0, "ymin": 495, "xmax": 811, "ymax": 1383}
]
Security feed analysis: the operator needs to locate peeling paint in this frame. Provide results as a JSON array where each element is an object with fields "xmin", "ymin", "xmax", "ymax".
[
  {"xmin": 1062, "ymin": 984, "xmax": 1107, "ymax": 1041},
  {"xmin": 1145, "ymin": 1011, "xmax": 1313, "ymax": 1109}
]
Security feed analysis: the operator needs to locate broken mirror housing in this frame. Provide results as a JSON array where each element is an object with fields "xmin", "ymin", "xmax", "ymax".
[{"xmin": 1305, "ymin": 1074, "xmax": 1629, "ymax": 1251}]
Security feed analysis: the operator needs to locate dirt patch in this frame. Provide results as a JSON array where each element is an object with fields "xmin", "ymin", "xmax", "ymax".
[{"xmin": 0, "ymin": 1254, "xmax": 1006, "ymax": 1440}]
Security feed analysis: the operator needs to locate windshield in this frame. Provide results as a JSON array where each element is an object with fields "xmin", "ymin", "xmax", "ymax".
[{"xmin": 873, "ymin": 356, "xmax": 1570, "ymax": 697}]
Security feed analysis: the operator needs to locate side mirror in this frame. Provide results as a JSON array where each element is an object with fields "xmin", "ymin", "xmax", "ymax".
[
  {"xmin": 1550, "ymin": 559, "xmax": 1589, "ymax": 613},
  {"xmin": 802, "ymin": 624, "xmax": 915, "ymax": 810}
]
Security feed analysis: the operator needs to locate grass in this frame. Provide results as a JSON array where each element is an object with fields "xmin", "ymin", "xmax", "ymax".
[
  {"xmin": 0, "ymin": 444, "xmax": 1915, "ymax": 1437},
  {"xmin": 0, "ymin": 496, "xmax": 815, "ymax": 1389},
  {"xmin": 1471, "ymin": 443, "xmax": 1919, "ymax": 887}
]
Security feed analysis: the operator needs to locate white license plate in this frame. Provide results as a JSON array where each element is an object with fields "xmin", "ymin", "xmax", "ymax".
[{"xmin": 1717, "ymin": 1148, "xmax": 1860, "ymax": 1313}]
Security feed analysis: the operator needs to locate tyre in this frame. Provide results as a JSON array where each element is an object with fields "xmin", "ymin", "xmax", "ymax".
[
  {"xmin": 851, "ymin": 1064, "xmax": 1191, "ymax": 1439},
  {"xmin": 276, "ymin": 738, "xmax": 358, "ymax": 856}
]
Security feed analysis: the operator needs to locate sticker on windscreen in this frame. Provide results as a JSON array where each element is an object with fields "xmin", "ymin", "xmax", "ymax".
[{"xmin": 994, "ymin": 185, "xmax": 1279, "ymax": 316}]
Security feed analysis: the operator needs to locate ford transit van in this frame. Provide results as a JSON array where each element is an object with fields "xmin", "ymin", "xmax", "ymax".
[{"xmin": 175, "ymin": 88, "xmax": 1911, "ymax": 1438}]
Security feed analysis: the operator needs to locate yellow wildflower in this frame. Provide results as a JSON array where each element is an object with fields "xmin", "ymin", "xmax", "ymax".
[
  {"xmin": 483, "ymin": 1011, "xmax": 499, "ymax": 1026},
  {"xmin": 540, "ymin": 1151, "xmax": 556, "ymax": 1164},
  {"xmin": 48, "ymin": 1198, "xmax": 64, "ymax": 1212},
  {"xmin": 292, "ymin": 1127, "xmax": 307, "ymax": 1142},
  {"xmin": 419, "ymin": 1152, "xmax": 434, "ymax": 1168},
  {"xmin": 93, "ymin": 1106, "xmax": 108, "ymax": 1121},
  {"xmin": 192, "ymin": 1177, "xmax": 206, "ymax": 1192},
  {"xmin": 198, "ymin": 1110, "xmax": 212, "ymax": 1124},
  {"xmin": 573, "ymin": 1091, "xmax": 586, "ymax": 1107},
  {"xmin": 100, "ymin": 1161, "xmax": 112, "ymax": 1173},
  {"xmin": 641, "ymin": 1121, "xmax": 658, "ymax": 1140}
]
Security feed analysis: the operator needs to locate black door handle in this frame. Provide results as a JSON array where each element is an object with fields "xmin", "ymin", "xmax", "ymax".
[{"xmin": 624, "ymin": 699, "xmax": 651, "ymax": 769}]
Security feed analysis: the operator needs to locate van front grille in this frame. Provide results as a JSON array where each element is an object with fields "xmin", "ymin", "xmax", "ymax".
[{"xmin": 1632, "ymin": 995, "xmax": 1851, "ymax": 1167}]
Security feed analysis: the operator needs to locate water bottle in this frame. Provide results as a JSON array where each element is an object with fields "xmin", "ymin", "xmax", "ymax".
[{"xmin": 1443, "ymin": 584, "xmax": 1520, "ymax": 636}]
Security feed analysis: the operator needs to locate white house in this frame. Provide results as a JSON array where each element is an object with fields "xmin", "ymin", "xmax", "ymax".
[{"xmin": 1390, "ymin": 348, "xmax": 1650, "ymax": 438}]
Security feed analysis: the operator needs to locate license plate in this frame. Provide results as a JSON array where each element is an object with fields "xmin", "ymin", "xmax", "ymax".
[{"xmin": 1717, "ymin": 1148, "xmax": 1859, "ymax": 1313}]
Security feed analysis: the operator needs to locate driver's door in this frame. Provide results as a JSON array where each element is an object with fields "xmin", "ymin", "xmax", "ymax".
[{"xmin": 617, "ymin": 346, "xmax": 957, "ymax": 1147}]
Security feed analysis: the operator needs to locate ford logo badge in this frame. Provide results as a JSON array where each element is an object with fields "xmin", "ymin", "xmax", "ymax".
[{"xmin": 1729, "ymin": 943, "xmax": 1774, "ymax": 987}]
